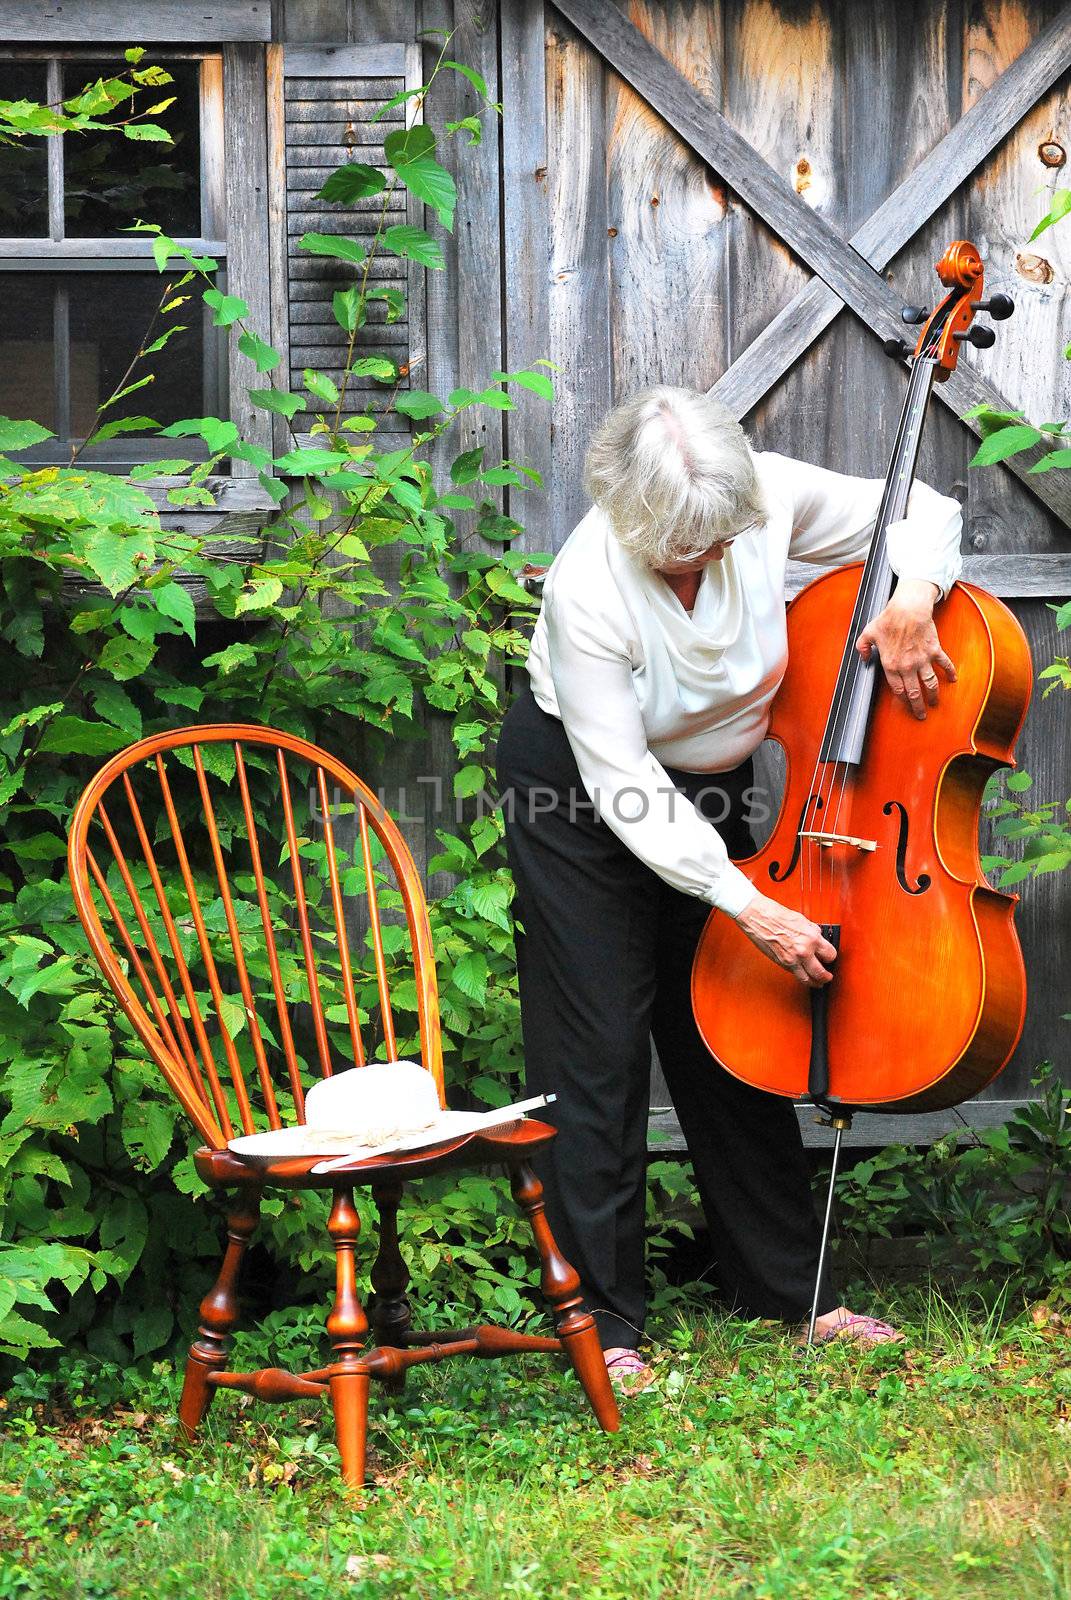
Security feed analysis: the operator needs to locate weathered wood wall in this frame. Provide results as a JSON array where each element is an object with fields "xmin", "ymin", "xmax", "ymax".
[{"xmin": 272, "ymin": 0, "xmax": 1071, "ymax": 1135}]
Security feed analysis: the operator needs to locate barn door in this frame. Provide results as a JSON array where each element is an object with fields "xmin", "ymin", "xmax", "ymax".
[{"xmin": 266, "ymin": 42, "xmax": 427, "ymax": 448}]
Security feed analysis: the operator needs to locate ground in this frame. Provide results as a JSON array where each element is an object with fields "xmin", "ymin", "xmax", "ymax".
[{"xmin": 1, "ymin": 1292, "xmax": 1070, "ymax": 1600}]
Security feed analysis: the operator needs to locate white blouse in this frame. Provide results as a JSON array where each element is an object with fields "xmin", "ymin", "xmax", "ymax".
[{"xmin": 525, "ymin": 449, "xmax": 964, "ymax": 919}]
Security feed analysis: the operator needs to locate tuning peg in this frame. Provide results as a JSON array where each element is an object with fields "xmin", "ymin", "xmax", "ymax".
[
  {"xmin": 883, "ymin": 337, "xmax": 911, "ymax": 360},
  {"xmin": 976, "ymin": 293, "xmax": 1015, "ymax": 320},
  {"xmin": 901, "ymin": 305, "xmax": 929, "ymax": 324},
  {"xmin": 954, "ymin": 324, "xmax": 996, "ymax": 348}
]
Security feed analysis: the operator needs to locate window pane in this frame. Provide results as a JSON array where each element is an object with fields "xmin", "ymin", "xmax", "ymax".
[
  {"xmin": 63, "ymin": 58, "xmax": 202, "ymax": 238},
  {"xmin": 0, "ymin": 61, "xmax": 49, "ymax": 238},
  {"xmin": 0, "ymin": 271, "xmax": 217, "ymax": 450},
  {"xmin": 0, "ymin": 272, "xmax": 53, "ymax": 427}
]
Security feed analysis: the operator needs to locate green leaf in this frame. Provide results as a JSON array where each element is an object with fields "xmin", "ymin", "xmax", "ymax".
[
  {"xmin": 452, "ymin": 950, "xmax": 488, "ymax": 1004},
  {"xmin": 258, "ymin": 471, "xmax": 290, "ymax": 505},
  {"xmin": 121, "ymin": 1101, "xmax": 174, "ymax": 1169},
  {"xmin": 442, "ymin": 60, "xmax": 490, "ymax": 98},
  {"xmin": 492, "ymin": 367, "xmax": 555, "ymax": 401},
  {"xmin": 453, "ymin": 764, "xmax": 486, "ymax": 798},
  {"xmin": 1006, "ymin": 770, "xmax": 1034, "ymax": 792},
  {"xmin": 1028, "ymin": 447, "xmax": 1071, "ymax": 474},
  {"xmin": 82, "ymin": 529, "xmax": 155, "ymax": 594},
  {"xmin": 0, "ymin": 416, "xmax": 54, "ymax": 451},
  {"xmin": 203, "ymin": 288, "xmax": 249, "ymax": 327},
  {"xmin": 248, "ymin": 387, "xmax": 304, "ymax": 419},
  {"xmin": 316, "ymin": 162, "xmax": 387, "ymax": 203},
  {"xmin": 90, "ymin": 679, "xmax": 142, "ymax": 736},
  {"xmin": 85, "ymin": 414, "xmax": 159, "ymax": 446},
  {"xmin": 350, "ymin": 357, "xmax": 396, "ymax": 381},
  {"xmin": 155, "ymin": 580, "xmax": 196, "ymax": 642},
  {"xmin": 234, "ymin": 578, "xmax": 284, "ymax": 615},
  {"xmin": 36, "ymin": 717, "xmax": 129, "ymax": 756},
  {"xmin": 382, "ymin": 224, "xmax": 445, "ymax": 270},
  {"xmin": 1031, "ymin": 189, "xmax": 1071, "ymax": 239},
  {"xmin": 123, "ymin": 122, "xmax": 172, "ymax": 142},
  {"xmin": 237, "ymin": 330, "xmax": 281, "ymax": 373},
  {"xmin": 969, "ymin": 425, "xmax": 1042, "ymax": 467},
  {"xmin": 451, "ymin": 446, "xmax": 484, "ymax": 484},
  {"xmin": 160, "ymin": 416, "xmax": 239, "ymax": 454},
  {"xmin": 298, "ymin": 231, "xmax": 367, "ymax": 267},
  {"xmin": 128, "ymin": 458, "xmax": 193, "ymax": 481},
  {"xmin": 366, "ymin": 286, "xmax": 406, "ymax": 323},
  {"xmin": 273, "ymin": 447, "xmax": 354, "ymax": 476},
  {"xmin": 395, "ymin": 390, "xmax": 443, "ymax": 420},
  {"xmin": 445, "ymin": 115, "xmax": 482, "ymax": 147},
  {"xmin": 303, "ymin": 369, "xmax": 340, "ymax": 405},
  {"xmin": 332, "ymin": 286, "xmax": 362, "ymax": 332},
  {"xmin": 97, "ymin": 634, "xmax": 156, "ymax": 681},
  {"xmin": 385, "ymin": 126, "xmax": 456, "ymax": 229}
]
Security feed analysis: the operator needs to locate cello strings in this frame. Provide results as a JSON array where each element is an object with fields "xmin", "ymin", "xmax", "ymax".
[
  {"xmin": 823, "ymin": 340, "xmax": 940, "ymax": 861},
  {"xmin": 803, "ymin": 326, "xmax": 941, "ymax": 922},
  {"xmin": 798, "ymin": 351, "xmax": 929, "ymax": 921}
]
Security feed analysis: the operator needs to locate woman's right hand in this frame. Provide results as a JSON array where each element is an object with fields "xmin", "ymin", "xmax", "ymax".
[{"xmin": 735, "ymin": 892, "xmax": 837, "ymax": 987}]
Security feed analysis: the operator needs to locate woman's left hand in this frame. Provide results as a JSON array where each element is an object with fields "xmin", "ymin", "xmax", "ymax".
[{"xmin": 855, "ymin": 578, "xmax": 956, "ymax": 721}]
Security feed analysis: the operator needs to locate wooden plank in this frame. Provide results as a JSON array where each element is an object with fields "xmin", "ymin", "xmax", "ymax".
[
  {"xmin": 553, "ymin": 0, "xmax": 1071, "ymax": 526},
  {"xmin": 963, "ymin": 1, "xmax": 1071, "ymax": 558},
  {"xmin": 647, "ymin": 1101, "xmax": 1033, "ymax": 1154},
  {"xmin": 545, "ymin": 10, "xmax": 612, "ymax": 543},
  {"xmin": 284, "ymin": 44, "xmax": 409, "ymax": 76},
  {"xmin": 721, "ymin": 0, "xmax": 832, "ymax": 473},
  {"xmin": 137, "ymin": 476, "xmax": 282, "ymax": 511},
  {"xmin": 266, "ymin": 42, "xmax": 293, "ymax": 459},
  {"xmin": 522, "ymin": 551, "xmax": 1071, "ymax": 601},
  {"xmin": 785, "ymin": 552, "xmax": 1071, "ymax": 599},
  {"xmin": 606, "ymin": 3, "xmax": 730, "ymax": 424},
  {"xmin": 0, "ymin": 0, "xmax": 271, "ymax": 40},
  {"xmin": 993, "ymin": 600, "xmax": 1071, "ymax": 1094},
  {"xmin": 500, "ymin": 0, "xmax": 553, "ymax": 554},
  {"xmin": 0, "ymin": 239, "xmax": 228, "ymax": 263},
  {"xmin": 286, "ymin": 143, "xmax": 403, "ymax": 166},
  {"xmin": 402, "ymin": 41, "xmax": 429, "ymax": 402},
  {"xmin": 223, "ymin": 43, "xmax": 274, "ymax": 474},
  {"xmin": 713, "ymin": 1, "xmax": 1071, "ymax": 420}
]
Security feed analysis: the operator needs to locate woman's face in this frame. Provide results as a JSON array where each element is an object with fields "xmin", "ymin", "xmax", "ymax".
[{"xmin": 655, "ymin": 538, "xmax": 735, "ymax": 577}]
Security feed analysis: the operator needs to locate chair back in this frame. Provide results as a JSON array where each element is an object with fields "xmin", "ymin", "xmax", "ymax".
[{"xmin": 67, "ymin": 723, "xmax": 443, "ymax": 1148}]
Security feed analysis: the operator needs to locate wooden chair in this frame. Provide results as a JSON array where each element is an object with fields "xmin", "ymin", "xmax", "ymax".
[{"xmin": 67, "ymin": 723, "xmax": 619, "ymax": 1487}]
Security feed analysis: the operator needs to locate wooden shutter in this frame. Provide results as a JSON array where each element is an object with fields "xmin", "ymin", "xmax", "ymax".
[{"xmin": 267, "ymin": 43, "xmax": 427, "ymax": 444}]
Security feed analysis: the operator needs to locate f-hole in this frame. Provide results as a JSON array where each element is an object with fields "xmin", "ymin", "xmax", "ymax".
[
  {"xmin": 882, "ymin": 800, "xmax": 931, "ymax": 895},
  {"xmin": 770, "ymin": 792, "xmax": 823, "ymax": 883}
]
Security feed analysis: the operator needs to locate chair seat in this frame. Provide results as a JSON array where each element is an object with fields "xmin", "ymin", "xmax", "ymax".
[{"xmin": 195, "ymin": 1117, "xmax": 558, "ymax": 1190}]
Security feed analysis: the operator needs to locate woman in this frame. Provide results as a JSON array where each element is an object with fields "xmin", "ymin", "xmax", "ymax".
[{"xmin": 495, "ymin": 386, "xmax": 962, "ymax": 1390}]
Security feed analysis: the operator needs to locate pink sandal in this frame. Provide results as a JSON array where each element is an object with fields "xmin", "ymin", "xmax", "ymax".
[
  {"xmin": 604, "ymin": 1347, "xmax": 657, "ymax": 1392},
  {"xmin": 812, "ymin": 1313, "xmax": 905, "ymax": 1346}
]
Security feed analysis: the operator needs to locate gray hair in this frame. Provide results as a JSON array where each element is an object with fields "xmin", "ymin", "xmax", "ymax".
[{"xmin": 583, "ymin": 385, "xmax": 767, "ymax": 566}]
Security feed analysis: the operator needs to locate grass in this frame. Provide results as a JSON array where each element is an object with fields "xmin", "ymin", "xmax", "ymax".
[{"xmin": 1, "ymin": 1289, "xmax": 1070, "ymax": 1600}]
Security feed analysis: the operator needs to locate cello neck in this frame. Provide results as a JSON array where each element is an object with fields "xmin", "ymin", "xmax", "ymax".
[{"xmin": 817, "ymin": 355, "xmax": 938, "ymax": 768}]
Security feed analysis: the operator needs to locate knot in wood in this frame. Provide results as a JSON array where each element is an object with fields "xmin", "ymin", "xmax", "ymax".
[
  {"xmin": 1015, "ymin": 251, "xmax": 1054, "ymax": 285},
  {"xmin": 1038, "ymin": 136, "xmax": 1066, "ymax": 168}
]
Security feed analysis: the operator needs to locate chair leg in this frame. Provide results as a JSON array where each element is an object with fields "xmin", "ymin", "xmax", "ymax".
[
  {"xmin": 509, "ymin": 1161, "xmax": 620, "ymax": 1433},
  {"xmin": 327, "ymin": 1187, "xmax": 370, "ymax": 1489},
  {"xmin": 178, "ymin": 1189, "xmax": 261, "ymax": 1442},
  {"xmin": 371, "ymin": 1180, "xmax": 411, "ymax": 1395}
]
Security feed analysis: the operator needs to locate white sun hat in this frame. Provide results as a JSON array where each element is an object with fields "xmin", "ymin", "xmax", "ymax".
[{"xmin": 227, "ymin": 1058, "xmax": 553, "ymax": 1171}]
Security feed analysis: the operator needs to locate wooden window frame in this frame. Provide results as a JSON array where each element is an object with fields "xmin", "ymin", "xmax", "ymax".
[
  {"xmin": 0, "ymin": 45, "xmax": 225, "ymax": 466},
  {"xmin": 0, "ymin": 41, "xmax": 273, "ymax": 476}
]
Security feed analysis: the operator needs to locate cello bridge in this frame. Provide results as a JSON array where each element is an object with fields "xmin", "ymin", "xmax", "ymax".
[{"xmin": 798, "ymin": 830, "xmax": 878, "ymax": 852}]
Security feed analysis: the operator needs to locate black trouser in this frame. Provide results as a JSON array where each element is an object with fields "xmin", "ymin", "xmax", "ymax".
[{"xmin": 495, "ymin": 686, "xmax": 836, "ymax": 1349}]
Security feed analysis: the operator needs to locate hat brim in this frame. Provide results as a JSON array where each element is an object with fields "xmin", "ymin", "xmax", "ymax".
[{"xmin": 228, "ymin": 1109, "xmax": 519, "ymax": 1166}]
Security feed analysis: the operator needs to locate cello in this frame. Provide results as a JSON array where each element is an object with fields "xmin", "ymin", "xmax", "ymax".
[{"xmin": 690, "ymin": 242, "xmax": 1033, "ymax": 1335}]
